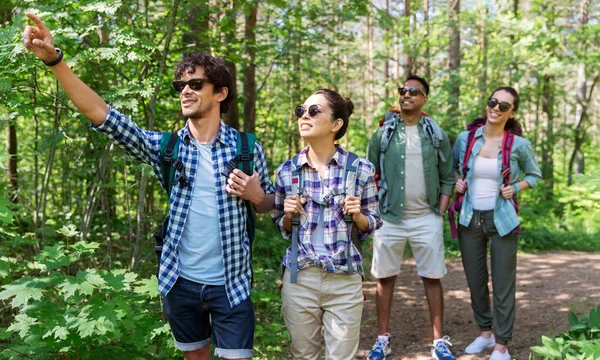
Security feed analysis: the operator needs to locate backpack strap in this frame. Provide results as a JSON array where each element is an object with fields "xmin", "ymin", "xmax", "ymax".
[
  {"xmin": 448, "ymin": 129, "xmax": 478, "ymax": 238},
  {"xmin": 289, "ymin": 155, "xmax": 303, "ymax": 284},
  {"xmin": 160, "ymin": 132, "xmax": 180, "ymax": 193},
  {"xmin": 155, "ymin": 132, "xmax": 182, "ymax": 268},
  {"xmin": 500, "ymin": 131, "xmax": 521, "ymax": 235},
  {"xmin": 378, "ymin": 111, "xmax": 398, "ymax": 214},
  {"xmin": 221, "ymin": 132, "xmax": 256, "ymax": 178},
  {"xmin": 423, "ymin": 116, "xmax": 447, "ymax": 164},
  {"xmin": 343, "ymin": 152, "xmax": 360, "ymax": 275}
]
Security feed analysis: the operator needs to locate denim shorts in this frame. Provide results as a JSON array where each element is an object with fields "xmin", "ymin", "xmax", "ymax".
[{"xmin": 162, "ymin": 277, "xmax": 254, "ymax": 358}]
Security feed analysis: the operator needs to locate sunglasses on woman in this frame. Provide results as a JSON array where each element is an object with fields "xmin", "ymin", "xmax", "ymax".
[
  {"xmin": 295, "ymin": 104, "xmax": 321, "ymax": 118},
  {"xmin": 398, "ymin": 87, "xmax": 426, "ymax": 97},
  {"xmin": 172, "ymin": 78, "xmax": 210, "ymax": 93},
  {"xmin": 487, "ymin": 98, "xmax": 513, "ymax": 112}
]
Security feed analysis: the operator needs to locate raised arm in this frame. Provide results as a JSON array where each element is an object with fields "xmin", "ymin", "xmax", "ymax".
[{"xmin": 22, "ymin": 13, "xmax": 109, "ymax": 126}]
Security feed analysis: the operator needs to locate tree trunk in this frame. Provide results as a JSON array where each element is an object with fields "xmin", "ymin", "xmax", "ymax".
[
  {"xmin": 448, "ymin": 0, "xmax": 461, "ymax": 122},
  {"xmin": 182, "ymin": 1, "xmax": 210, "ymax": 49},
  {"xmin": 541, "ymin": 76, "xmax": 554, "ymax": 199},
  {"xmin": 223, "ymin": 0, "xmax": 240, "ymax": 129},
  {"xmin": 367, "ymin": 8, "xmax": 374, "ymax": 126},
  {"xmin": 243, "ymin": 1, "xmax": 258, "ymax": 133},
  {"xmin": 403, "ymin": 0, "xmax": 414, "ymax": 78},
  {"xmin": 384, "ymin": 0, "xmax": 390, "ymax": 102},
  {"xmin": 6, "ymin": 123, "xmax": 17, "ymax": 203},
  {"xmin": 478, "ymin": 6, "xmax": 488, "ymax": 118},
  {"xmin": 3, "ymin": 4, "xmax": 16, "ymax": 202},
  {"xmin": 567, "ymin": 0, "xmax": 590, "ymax": 185},
  {"xmin": 424, "ymin": 0, "xmax": 431, "ymax": 79}
]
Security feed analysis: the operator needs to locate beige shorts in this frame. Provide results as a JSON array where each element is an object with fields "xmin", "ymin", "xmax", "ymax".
[{"xmin": 371, "ymin": 212, "xmax": 447, "ymax": 279}]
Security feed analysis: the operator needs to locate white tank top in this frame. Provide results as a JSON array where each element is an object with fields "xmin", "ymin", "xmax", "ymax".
[{"xmin": 470, "ymin": 156, "xmax": 500, "ymax": 211}]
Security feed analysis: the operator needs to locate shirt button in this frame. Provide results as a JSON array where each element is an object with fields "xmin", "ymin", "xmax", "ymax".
[
  {"xmin": 401, "ymin": 187, "xmax": 404, "ymax": 190},
  {"xmin": 400, "ymin": 204, "xmax": 404, "ymax": 207},
  {"xmin": 401, "ymin": 171, "xmax": 404, "ymax": 175},
  {"xmin": 401, "ymin": 155, "xmax": 405, "ymax": 159}
]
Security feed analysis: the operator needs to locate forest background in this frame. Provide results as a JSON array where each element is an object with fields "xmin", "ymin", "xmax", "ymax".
[{"xmin": 0, "ymin": 0, "xmax": 598, "ymax": 358}]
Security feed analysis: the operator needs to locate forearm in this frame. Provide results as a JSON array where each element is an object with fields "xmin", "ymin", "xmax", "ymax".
[
  {"xmin": 353, "ymin": 213, "xmax": 370, "ymax": 232},
  {"xmin": 252, "ymin": 192, "xmax": 275, "ymax": 213},
  {"xmin": 515, "ymin": 180, "xmax": 530, "ymax": 192},
  {"xmin": 438, "ymin": 194, "xmax": 451, "ymax": 213},
  {"xmin": 50, "ymin": 61, "xmax": 109, "ymax": 125}
]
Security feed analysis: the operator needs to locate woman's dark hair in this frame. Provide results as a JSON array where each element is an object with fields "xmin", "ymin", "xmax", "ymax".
[
  {"xmin": 312, "ymin": 89, "xmax": 354, "ymax": 140},
  {"xmin": 174, "ymin": 52, "xmax": 233, "ymax": 114},
  {"xmin": 489, "ymin": 86, "xmax": 522, "ymax": 136}
]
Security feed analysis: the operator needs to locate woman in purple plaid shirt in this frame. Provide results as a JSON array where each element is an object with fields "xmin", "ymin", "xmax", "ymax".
[{"xmin": 272, "ymin": 89, "xmax": 382, "ymax": 359}]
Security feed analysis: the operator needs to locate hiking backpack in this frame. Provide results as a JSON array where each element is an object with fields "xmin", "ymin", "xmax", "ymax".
[
  {"xmin": 288, "ymin": 151, "xmax": 362, "ymax": 283},
  {"xmin": 447, "ymin": 121, "xmax": 520, "ymax": 238},
  {"xmin": 376, "ymin": 110, "xmax": 446, "ymax": 213},
  {"xmin": 153, "ymin": 131, "xmax": 256, "ymax": 274}
]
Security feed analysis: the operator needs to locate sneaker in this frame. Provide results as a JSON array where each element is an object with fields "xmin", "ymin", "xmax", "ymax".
[
  {"xmin": 367, "ymin": 333, "xmax": 392, "ymax": 360},
  {"xmin": 431, "ymin": 336, "xmax": 454, "ymax": 360},
  {"xmin": 489, "ymin": 349, "xmax": 511, "ymax": 360},
  {"xmin": 465, "ymin": 334, "xmax": 496, "ymax": 354}
]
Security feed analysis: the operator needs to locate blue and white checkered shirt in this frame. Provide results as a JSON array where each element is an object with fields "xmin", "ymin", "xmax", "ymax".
[{"xmin": 94, "ymin": 106, "xmax": 275, "ymax": 307}]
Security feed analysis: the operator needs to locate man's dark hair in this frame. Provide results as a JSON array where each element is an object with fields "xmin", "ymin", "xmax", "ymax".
[
  {"xmin": 404, "ymin": 75, "xmax": 430, "ymax": 96},
  {"xmin": 312, "ymin": 89, "xmax": 354, "ymax": 140},
  {"xmin": 174, "ymin": 52, "xmax": 233, "ymax": 114}
]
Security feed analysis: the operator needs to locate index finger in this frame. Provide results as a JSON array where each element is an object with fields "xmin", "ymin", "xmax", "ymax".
[{"xmin": 26, "ymin": 13, "xmax": 48, "ymax": 31}]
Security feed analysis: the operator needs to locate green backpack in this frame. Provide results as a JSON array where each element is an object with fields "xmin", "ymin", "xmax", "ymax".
[{"xmin": 153, "ymin": 131, "xmax": 256, "ymax": 274}]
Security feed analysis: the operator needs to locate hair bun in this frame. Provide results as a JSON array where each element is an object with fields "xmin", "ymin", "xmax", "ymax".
[{"xmin": 344, "ymin": 97, "xmax": 354, "ymax": 116}]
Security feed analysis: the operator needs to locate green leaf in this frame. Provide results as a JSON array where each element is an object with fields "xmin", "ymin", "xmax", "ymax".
[
  {"xmin": 77, "ymin": 320, "xmax": 95, "ymax": 338},
  {"xmin": 134, "ymin": 275, "xmax": 160, "ymax": 299},
  {"xmin": 57, "ymin": 224, "xmax": 80, "ymax": 238},
  {"xmin": 58, "ymin": 277, "xmax": 80, "ymax": 299},
  {"xmin": 569, "ymin": 312, "xmax": 580, "ymax": 327},
  {"xmin": 6, "ymin": 314, "xmax": 38, "ymax": 338},
  {"xmin": 0, "ymin": 282, "xmax": 44, "ymax": 308}
]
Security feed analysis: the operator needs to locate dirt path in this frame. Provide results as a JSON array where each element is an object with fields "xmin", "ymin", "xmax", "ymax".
[{"xmin": 356, "ymin": 251, "xmax": 600, "ymax": 360}]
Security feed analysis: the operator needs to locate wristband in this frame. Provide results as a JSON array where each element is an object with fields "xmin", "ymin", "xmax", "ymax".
[
  {"xmin": 43, "ymin": 48, "xmax": 63, "ymax": 67},
  {"xmin": 513, "ymin": 183, "xmax": 519, "ymax": 197}
]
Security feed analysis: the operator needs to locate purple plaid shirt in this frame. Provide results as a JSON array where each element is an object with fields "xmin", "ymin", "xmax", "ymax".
[{"xmin": 271, "ymin": 146, "xmax": 382, "ymax": 275}]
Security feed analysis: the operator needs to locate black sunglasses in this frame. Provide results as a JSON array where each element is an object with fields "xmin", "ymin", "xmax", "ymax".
[
  {"xmin": 295, "ymin": 104, "xmax": 321, "ymax": 118},
  {"xmin": 487, "ymin": 98, "xmax": 513, "ymax": 112},
  {"xmin": 398, "ymin": 87, "xmax": 426, "ymax": 97},
  {"xmin": 172, "ymin": 78, "xmax": 210, "ymax": 93}
]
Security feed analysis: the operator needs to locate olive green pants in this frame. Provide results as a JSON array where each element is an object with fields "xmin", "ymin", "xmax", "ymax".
[{"xmin": 458, "ymin": 210, "xmax": 518, "ymax": 345}]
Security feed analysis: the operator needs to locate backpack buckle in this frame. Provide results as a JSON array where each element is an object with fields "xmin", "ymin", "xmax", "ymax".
[
  {"xmin": 240, "ymin": 153, "xmax": 253, "ymax": 162},
  {"xmin": 221, "ymin": 159, "xmax": 237, "ymax": 178}
]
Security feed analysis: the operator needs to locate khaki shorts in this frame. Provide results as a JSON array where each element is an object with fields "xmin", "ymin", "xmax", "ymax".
[
  {"xmin": 371, "ymin": 212, "xmax": 447, "ymax": 279},
  {"xmin": 281, "ymin": 266, "xmax": 363, "ymax": 360}
]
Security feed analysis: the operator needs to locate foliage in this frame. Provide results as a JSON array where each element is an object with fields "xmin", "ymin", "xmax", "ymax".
[
  {"xmin": 0, "ymin": 0, "xmax": 599, "ymax": 357},
  {"xmin": 531, "ymin": 304, "xmax": 600, "ymax": 360},
  {"xmin": 0, "ymin": 235, "xmax": 175, "ymax": 359}
]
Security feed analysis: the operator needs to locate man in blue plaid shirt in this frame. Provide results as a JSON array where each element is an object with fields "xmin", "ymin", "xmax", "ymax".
[{"xmin": 23, "ymin": 13, "xmax": 275, "ymax": 360}]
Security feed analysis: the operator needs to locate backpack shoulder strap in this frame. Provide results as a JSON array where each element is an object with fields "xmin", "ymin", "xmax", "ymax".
[
  {"xmin": 380, "ymin": 111, "xmax": 398, "ymax": 153},
  {"xmin": 159, "ymin": 132, "xmax": 180, "ymax": 194},
  {"xmin": 422, "ymin": 116, "xmax": 446, "ymax": 163},
  {"xmin": 461, "ymin": 129, "xmax": 478, "ymax": 179},
  {"xmin": 237, "ymin": 132, "xmax": 256, "ymax": 176},
  {"xmin": 289, "ymin": 154, "xmax": 303, "ymax": 284},
  {"xmin": 501, "ymin": 131, "xmax": 515, "ymax": 185},
  {"xmin": 343, "ymin": 151, "xmax": 361, "ymax": 275}
]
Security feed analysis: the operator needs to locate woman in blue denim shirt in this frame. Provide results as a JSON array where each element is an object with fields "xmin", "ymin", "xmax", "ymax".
[{"xmin": 451, "ymin": 87, "xmax": 541, "ymax": 360}]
